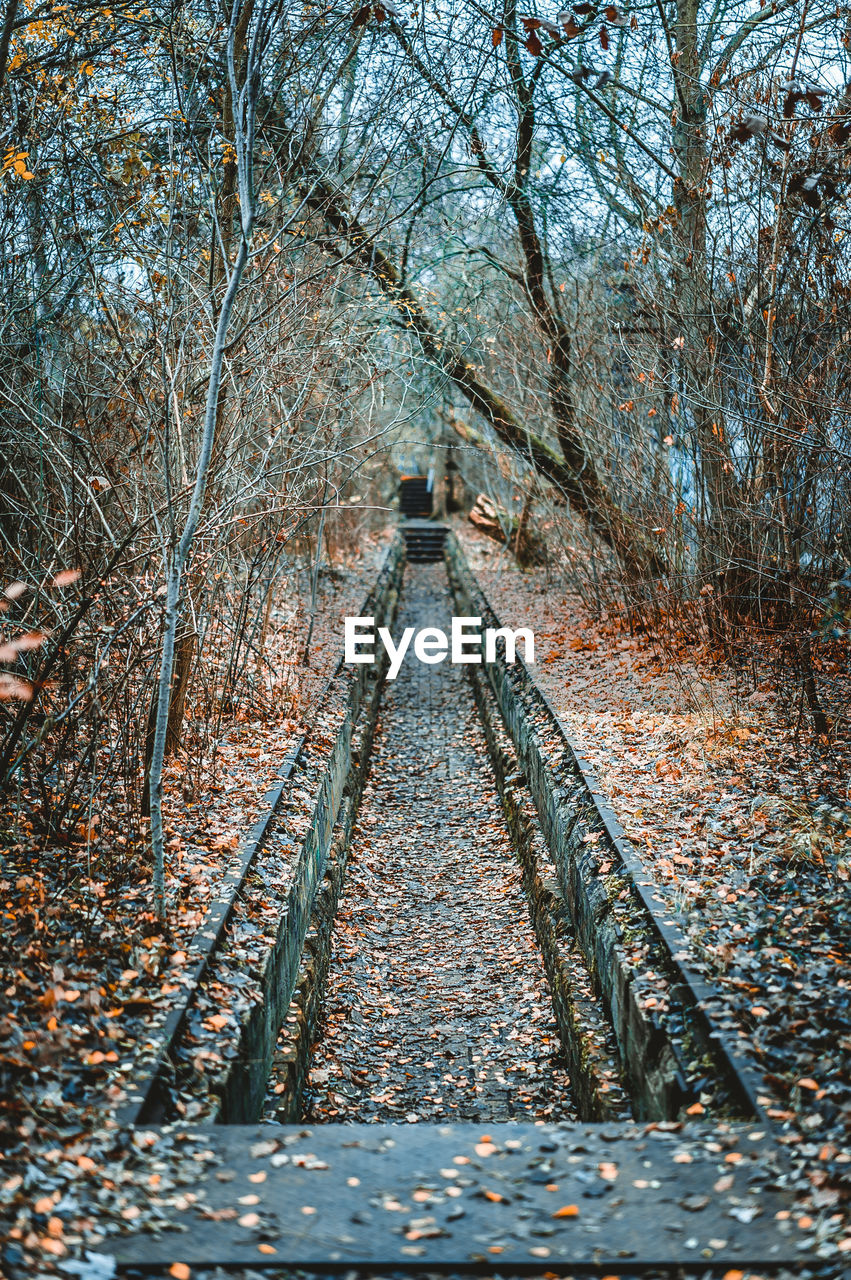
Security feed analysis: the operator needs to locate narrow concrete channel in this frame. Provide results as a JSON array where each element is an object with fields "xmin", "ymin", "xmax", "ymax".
[{"xmin": 296, "ymin": 563, "xmax": 576, "ymax": 1123}]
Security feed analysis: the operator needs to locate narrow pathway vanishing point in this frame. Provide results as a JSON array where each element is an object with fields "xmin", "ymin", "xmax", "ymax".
[{"xmin": 300, "ymin": 562, "xmax": 575, "ymax": 1124}]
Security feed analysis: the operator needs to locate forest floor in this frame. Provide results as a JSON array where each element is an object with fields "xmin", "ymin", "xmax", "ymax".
[
  {"xmin": 455, "ymin": 523, "xmax": 850, "ymax": 1252},
  {"xmin": 1, "ymin": 522, "xmax": 849, "ymax": 1276},
  {"xmin": 0, "ymin": 534, "xmax": 391, "ymax": 1270}
]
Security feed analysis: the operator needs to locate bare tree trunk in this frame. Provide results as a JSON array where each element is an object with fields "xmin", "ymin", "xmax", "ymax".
[
  {"xmin": 301, "ymin": 499, "xmax": 327, "ymax": 667},
  {"xmin": 148, "ymin": 0, "xmax": 260, "ymax": 915},
  {"xmin": 255, "ymin": 575, "xmax": 277, "ymax": 675},
  {"xmin": 0, "ymin": 0, "xmax": 19, "ymax": 104},
  {"xmin": 514, "ymin": 476, "xmax": 536, "ymax": 565},
  {"xmin": 165, "ymin": 622, "xmax": 196, "ymax": 754},
  {"xmin": 668, "ymin": 0, "xmax": 744, "ymax": 587},
  {"xmin": 149, "ymin": 231, "xmax": 251, "ymax": 915}
]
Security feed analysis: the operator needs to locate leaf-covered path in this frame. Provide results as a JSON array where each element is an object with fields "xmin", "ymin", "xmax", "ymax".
[{"xmin": 301, "ymin": 564, "xmax": 575, "ymax": 1123}]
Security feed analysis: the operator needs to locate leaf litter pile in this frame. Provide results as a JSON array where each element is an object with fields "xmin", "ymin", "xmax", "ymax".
[
  {"xmin": 457, "ymin": 524, "xmax": 850, "ymax": 1258},
  {"xmin": 300, "ymin": 565, "xmax": 575, "ymax": 1125},
  {"xmin": 0, "ymin": 546, "xmax": 388, "ymax": 1273}
]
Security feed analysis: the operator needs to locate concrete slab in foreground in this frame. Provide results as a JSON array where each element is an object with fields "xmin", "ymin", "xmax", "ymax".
[{"xmin": 112, "ymin": 1122, "xmax": 806, "ymax": 1272}]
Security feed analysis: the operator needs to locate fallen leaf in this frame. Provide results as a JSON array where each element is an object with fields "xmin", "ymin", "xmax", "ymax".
[{"xmin": 552, "ymin": 1204, "xmax": 580, "ymax": 1218}]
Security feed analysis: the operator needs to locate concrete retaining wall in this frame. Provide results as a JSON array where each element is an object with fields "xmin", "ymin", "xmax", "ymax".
[
  {"xmin": 260, "ymin": 684, "xmax": 382, "ymax": 1122},
  {"xmin": 445, "ymin": 534, "xmax": 745, "ymax": 1120},
  {"xmin": 216, "ymin": 538, "xmax": 404, "ymax": 1122},
  {"xmin": 469, "ymin": 658, "xmax": 631, "ymax": 1121}
]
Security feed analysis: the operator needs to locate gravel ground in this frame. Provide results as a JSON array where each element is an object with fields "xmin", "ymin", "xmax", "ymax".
[{"xmin": 302, "ymin": 563, "xmax": 575, "ymax": 1125}]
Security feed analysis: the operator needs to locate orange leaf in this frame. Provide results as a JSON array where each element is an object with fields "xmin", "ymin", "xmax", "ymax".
[
  {"xmin": 552, "ymin": 1204, "xmax": 579, "ymax": 1218},
  {"xmin": 492, "ymin": 25, "xmax": 504, "ymax": 45}
]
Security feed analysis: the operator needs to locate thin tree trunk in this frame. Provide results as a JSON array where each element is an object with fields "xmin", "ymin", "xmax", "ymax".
[
  {"xmin": 148, "ymin": 0, "xmax": 260, "ymax": 916},
  {"xmin": 165, "ymin": 621, "xmax": 196, "ymax": 754},
  {"xmin": 301, "ymin": 503, "xmax": 327, "ymax": 667},
  {"xmin": 0, "ymin": 0, "xmax": 19, "ymax": 105},
  {"xmin": 149, "ymin": 231, "xmax": 252, "ymax": 917},
  {"xmin": 668, "ymin": 0, "xmax": 745, "ymax": 588},
  {"xmin": 514, "ymin": 476, "xmax": 536, "ymax": 565},
  {"xmin": 255, "ymin": 575, "xmax": 277, "ymax": 675}
]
